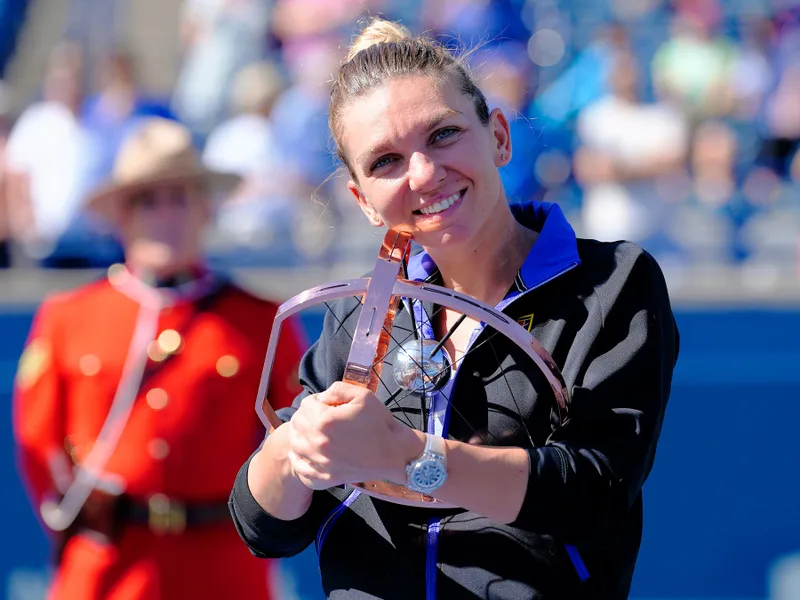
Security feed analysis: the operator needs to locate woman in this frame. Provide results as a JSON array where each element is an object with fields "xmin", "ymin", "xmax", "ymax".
[{"xmin": 229, "ymin": 17, "xmax": 680, "ymax": 600}]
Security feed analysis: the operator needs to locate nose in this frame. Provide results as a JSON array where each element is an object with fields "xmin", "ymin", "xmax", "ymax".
[{"xmin": 408, "ymin": 152, "xmax": 445, "ymax": 194}]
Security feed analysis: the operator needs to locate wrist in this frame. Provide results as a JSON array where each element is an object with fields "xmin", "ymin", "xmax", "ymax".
[
  {"xmin": 387, "ymin": 423, "xmax": 426, "ymax": 484},
  {"xmin": 269, "ymin": 423, "xmax": 300, "ymax": 481},
  {"xmin": 248, "ymin": 424, "xmax": 313, "ymax": 520}
]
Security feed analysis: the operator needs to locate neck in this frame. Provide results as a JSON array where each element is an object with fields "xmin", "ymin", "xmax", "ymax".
[{"xmin": 426, "ymin": 205, "xmax": 538, "ymax": 306}]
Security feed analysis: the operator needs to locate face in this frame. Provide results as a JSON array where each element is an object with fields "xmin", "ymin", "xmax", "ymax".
[
  {"xmin": 340, "ymin": 74, "xmax": 511, "ymax": 251},
  {"xmin": 119, "ymin": 181, "xmax": 210, "ymax": 275}
]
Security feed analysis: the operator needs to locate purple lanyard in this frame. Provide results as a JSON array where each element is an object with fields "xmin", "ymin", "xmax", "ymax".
[{"xmin": 411, "ymin": 297, "xmax": 590, "ymax": 597}]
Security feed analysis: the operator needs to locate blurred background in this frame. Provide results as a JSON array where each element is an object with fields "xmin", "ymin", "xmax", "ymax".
[{"xmin": 0, "ymin": 0, "xmax": 799, "ymax": 599}]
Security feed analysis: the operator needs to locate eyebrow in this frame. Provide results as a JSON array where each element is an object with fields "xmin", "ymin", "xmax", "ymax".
[{"xmin": 356, "ymin": 108, "xmax": 463, "ymax": 166}]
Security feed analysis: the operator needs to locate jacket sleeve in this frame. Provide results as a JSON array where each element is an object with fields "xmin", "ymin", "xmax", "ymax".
[
  {"xmin": 228, "ymin": 450, "xmax": 335, "ymax": 559},
  {"xmin": 510, "ymin": 247, "xmax": 680, "ymax": 540},
  {"xmin": 230, "ymin": 297, "xmax": 356, "ymax": 558},
  {"xmin": 12, "ymin": 297, "xmax": 73, "ymax": 517}
]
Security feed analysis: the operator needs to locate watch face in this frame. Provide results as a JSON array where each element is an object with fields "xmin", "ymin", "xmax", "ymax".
[{"xmin": 409, "ymin": 459, "xmax": 447, "ymax": 492}]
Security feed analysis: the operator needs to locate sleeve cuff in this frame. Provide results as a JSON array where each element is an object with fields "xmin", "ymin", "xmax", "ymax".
[{"xmin": 228, "ymin": 452, "xmax": 321, "ymax": 558}]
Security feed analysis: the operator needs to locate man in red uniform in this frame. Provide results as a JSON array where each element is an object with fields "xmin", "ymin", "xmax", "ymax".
[{"xmin": 12, "ymin": 117, "xmax": 306, "ymax": 599}]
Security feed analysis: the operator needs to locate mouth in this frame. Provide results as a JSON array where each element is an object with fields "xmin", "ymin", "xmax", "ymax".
[{"xmin": 412, "ymin": 189, "xmax": 466, "ymax": 218}]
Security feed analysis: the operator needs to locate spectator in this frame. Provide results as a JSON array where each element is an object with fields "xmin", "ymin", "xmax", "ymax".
[
  {"xmin": 268, "ymin": 36, "xmax": 343, "ymax": 262},
  {"xmin": 80, "ymin": 48, "xmax": 177, "ymax": 189},
  {"xmin": 172, "ymin": 0, "xmax": 274, "ymax": 138},
  {"xmin": 759, "ymin": 63, "xmax": 800, "ymax": 177},
  {"xmin": 3, "ymin": 40, "xmax": 105, "ymax": 266},
  {"xmin": 685, "ymin": 119, "xmax": 761, "ymax": 264},
  {"xmin": 651, "ymin": 8, "xmax": 739, "ymax": 121},
  {"xmin": 202, "ymin": 59, "xmax": 299, "ymax": 253},
  {"xmin": 574, "ymin": 50, "xmax": 689, "ymax": 245}
]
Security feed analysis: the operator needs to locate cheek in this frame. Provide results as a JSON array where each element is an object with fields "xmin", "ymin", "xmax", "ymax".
[
  {"xmin": 364, "ymin": 183, "xmax": 405, "ymax": 217},
  {"xmin": 450, "ymin": 137, "xmax": 493, "ymax": 182},
  {"xmin": 468, "ymin": 145, "xmax": 502, "ymax": 193}
]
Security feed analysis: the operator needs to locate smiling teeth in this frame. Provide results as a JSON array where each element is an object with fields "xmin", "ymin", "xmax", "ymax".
[{"xmin": 420, "ymin": 192, "xmax": 460, "ymax": 215}]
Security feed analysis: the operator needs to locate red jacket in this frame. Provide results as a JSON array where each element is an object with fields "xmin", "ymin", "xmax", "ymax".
[{"xmin": 13, "ymin": 266, "xmax": 306, "ymax": 600}]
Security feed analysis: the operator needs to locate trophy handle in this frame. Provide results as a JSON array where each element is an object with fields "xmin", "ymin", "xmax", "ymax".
[{"xmin": 335, "ymin": 231, "xmax": 448, "ymax": 505}]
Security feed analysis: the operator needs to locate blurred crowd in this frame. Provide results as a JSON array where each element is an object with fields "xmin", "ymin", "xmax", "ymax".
[{"xmin": 0, "ymin": 0, "xmax": 799, "ymax": 275}]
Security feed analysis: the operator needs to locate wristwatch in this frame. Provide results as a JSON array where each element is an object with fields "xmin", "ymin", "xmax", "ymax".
[{"xmin": 406, "ymin": 433, "xmax": 448, "ymax": 493}]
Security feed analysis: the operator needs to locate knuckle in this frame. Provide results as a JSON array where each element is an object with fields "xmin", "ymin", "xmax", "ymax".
[
  {"xmin": 317, "ymin": 410, "xmax": 337, "ymax": 432},
  {"xmin": 315, "ymin": 434, "xmax": 332, "ymax": 454}
]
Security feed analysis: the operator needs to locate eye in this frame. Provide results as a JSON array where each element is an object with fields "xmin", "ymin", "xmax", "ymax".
[
  {"xmin": 130, "ymin": 191, "xmax": 157, "ymax": 209},
  {"xmin": 370, "ymin": 155, "xmax": 396, "ymax": 172},
  {"xmin": 431, "ymin": 127, "xmax": 460, "ymax": 143}
]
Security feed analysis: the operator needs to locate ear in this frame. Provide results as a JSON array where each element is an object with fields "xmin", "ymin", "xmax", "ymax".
[
  {"xmin": 347, "ymin": 179, "xmax": 384, "ymax": 227},
  {"xmin": 489, "ymin": 108, "xmax": 512, "ymax": 166}
]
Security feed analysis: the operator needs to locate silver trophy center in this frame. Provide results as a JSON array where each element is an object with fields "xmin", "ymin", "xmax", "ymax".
[{"xmin": 393, "ymin": 339, "xmax": 452, "ymax": 395}]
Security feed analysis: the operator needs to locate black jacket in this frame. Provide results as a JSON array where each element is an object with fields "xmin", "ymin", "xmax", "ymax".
[{"xmin": 229, "ymin": 203, "xmax": 680, "ymax": 599}]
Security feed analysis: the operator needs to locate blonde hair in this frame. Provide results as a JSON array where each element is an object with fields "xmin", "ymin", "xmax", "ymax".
[
  {"xmin": 330, "ymin": 17, "xmax": 489, "ymax": 176},
  {"xmin": 345, "ymin": 18, "xmax": 413, "ymax": 61}
]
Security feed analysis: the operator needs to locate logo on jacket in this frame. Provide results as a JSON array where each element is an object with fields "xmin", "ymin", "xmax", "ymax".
[{"xmin": 517, "ymin": 313, "xmax": 535, "ymax": 332}]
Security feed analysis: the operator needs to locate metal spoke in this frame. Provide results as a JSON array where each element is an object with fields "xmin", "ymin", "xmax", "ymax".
[{"xmin": 488, "ymin": 336, "xmax": 535, "ymax": 448}]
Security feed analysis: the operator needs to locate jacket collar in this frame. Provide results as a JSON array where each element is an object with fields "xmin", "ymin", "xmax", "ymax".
[
  {"xmin": 406, "ymin": 201, "xmax": 580, "ymax": 302},
  {"xmin": 108, "ymin": 263, "xmax": 222, "ymax": 309}
]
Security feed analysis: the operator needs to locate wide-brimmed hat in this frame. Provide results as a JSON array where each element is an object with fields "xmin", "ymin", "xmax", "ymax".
[{"xmin": 86, "ymin": 117, "xmax": 241, "ymax": 221}]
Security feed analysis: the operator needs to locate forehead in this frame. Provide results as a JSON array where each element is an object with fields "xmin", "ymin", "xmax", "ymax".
[{"xmin": 339, "ymin": 75, "xmax": 473, "ymax": 157}]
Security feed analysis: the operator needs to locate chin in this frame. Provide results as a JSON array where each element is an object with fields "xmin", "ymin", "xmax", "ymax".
[{"xmin": 417, "ymin": 227, "xmax": 473, "ymax": 251}]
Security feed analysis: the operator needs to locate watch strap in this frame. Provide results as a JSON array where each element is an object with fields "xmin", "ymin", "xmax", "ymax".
[{"xmin": 426, "ymin": 433, "xmax": 446, "ymax": 458}]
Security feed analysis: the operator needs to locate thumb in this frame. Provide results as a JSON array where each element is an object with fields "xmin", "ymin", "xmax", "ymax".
[
  {"xmin": 315, "ymin": 388, "xmax": 352, "ymax": 406},
  {"xmin": 316, "ymin": 381, "xmax": 363, "ymax": 406}
]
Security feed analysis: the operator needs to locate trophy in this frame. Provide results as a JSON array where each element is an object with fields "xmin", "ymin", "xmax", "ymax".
[{"xmin": 255, "ymin": 229, "xmax": 570, "ymax": 508}]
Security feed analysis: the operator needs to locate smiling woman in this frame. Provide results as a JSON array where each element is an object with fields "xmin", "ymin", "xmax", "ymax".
[
  {"xmin": 229, "ymin": 16, "xmax": 681, "ymax": 600},
  {"xmin": 330, "ymin": 21, "xmax": 522, "ymax": 264}
]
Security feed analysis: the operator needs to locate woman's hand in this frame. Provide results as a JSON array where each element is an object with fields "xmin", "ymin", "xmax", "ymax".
[{"xmin": 288, "ymin": 381, "xmax": 424, "ymax": 490}]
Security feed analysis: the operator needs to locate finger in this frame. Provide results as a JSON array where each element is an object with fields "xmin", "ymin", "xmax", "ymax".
[
  {"xmin": 289, "ymin": 408, "xmax": 313, "ymax": 437},
  {"xmin": 297, "ymin": 473, "xmax": 329, "ymax": 491},
  {"xmin": 289, "ymin": 452, "xmax": 331, "ymax": 490},
  {"xmin": 290, "ymin": 459, "xmax": 320, "ymax": 490},
  {"xmin": 289, "ymin": 440, "xmax": 330, "ymax": 470},
  {"xmin": 317, "ymin": 382, "xmax": 360, "ymax": 406},
  {"xmin": 291, "ymin": 399, "xmax": 328, "ymax": 435},
  {"xmin": 288, "ymin": 435, "xmax": 331, "ymax": 469},
  {"xmin": 299, "ymin": 394, "xmax": 329, "ymax": 415},
  {"xmin": 288, "ymin": 418, "xmax": 330, "ymax": 463},
  {"xmin": 288, "ymin": 450, "xmax": 314, "ymax": 475}
]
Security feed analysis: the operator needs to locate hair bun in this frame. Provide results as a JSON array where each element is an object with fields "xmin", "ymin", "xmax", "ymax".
[{"xmin": 347, "ymin": 17, "xmax": 412, "ymax": 62}]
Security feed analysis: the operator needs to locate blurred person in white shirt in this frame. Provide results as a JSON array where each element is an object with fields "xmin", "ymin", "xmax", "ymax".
[
  {"xmin": 3, "ymin": 41, "xmax": 96, "ymax": 264},
  {"xmin": 574, "ymin": 50, "xmax": 689, "ymax": 245},
  {"xmin": 202, "ymin": 59, "xmax": 300, "ymax": 249}
]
